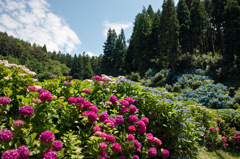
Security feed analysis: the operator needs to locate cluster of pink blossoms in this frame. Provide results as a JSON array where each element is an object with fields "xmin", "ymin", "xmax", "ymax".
[
  {"xmin": 27, "ymin": 85, "xmax": 37, "ymax": 92},
  {"xmin": 83, "ymin": 88, "xmax": 91, "ymax": 94},
  {"xmin": 0, "ymin": 129, "xmax": 13, "ymax": 142},
  {"xmin": 13, "ymin": 119, "xmax": 24, "ymax": 127},
  {"xmin": 0, "ymin": 96, "xmax": 10, "ymax": 105},
  {"xmin": 93, "ymin": 75, "xmax": 109, "ymax": 82},
  {"xmin": 19, "ymin": 106, "xmax": 34, "ymax": 117},
  {"xmin": 1, "ymin": 145, "xmax": 30, "ymax": 159}
]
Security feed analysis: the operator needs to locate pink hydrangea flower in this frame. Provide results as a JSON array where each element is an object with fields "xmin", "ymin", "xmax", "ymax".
[
  {"xmin": 155, "ymin": 137, "xmax": 162, "ymax": 146},
  {"xmin": 99, "ymin": 150, "xmax": 108, "ymax": 158},
  {"xmin": 132, "ymin": 155, "xmax": 139, "ymax": 159},
  {"xmin": 17, "ymin": 145, "xmax": 30, "ymax": 159},
  {"xmin": 148, "ymin": 136, "xmax": 155, "ymax": 143},
  {"xmin": 148, "ymin": 147, "xmax": 157, "ymax": 157},
  {"xmin": 129, "ymin": 115, "xmax": 138, "ymax": 123},
  {"xmin": 99, "ymin": 142, "xmax": 107, "ymax": 149},
  {"xmin": 27, "ymin": 85, "xmax": 37, "ymax": 92},
  {"xmin": 13, "ymin": 120, "xmax": 24, "ymax": 127},
  {"xmin": 109, "ymin": 118, "xmax": 116, "ymax": 124},
  {"xmin": 99, "ymin": 112, "xmax": 109, "ymax": 122},
  {"xmin": 102, "ymin": 77, "xmax": 109, "ymax": 82},
  {"xmin": 128, "ymin": 125, "xmax": 136, "ymax": 132},
  {"xmin": 139, "ymin": 126, "xmax": 147, "ymax": 134},
  {"xmin": 93, "ymin": 75, "xmax": 102, "ymax": 81},
  {"xmin": 112, "ymin": 143, "xmax": 122, "ymax": 152},
  {"xmin": 52, "ymin": 141, "xmax": 63, "ymax": 151},
  {"xmin": 88, "ymin": 111, "xmax": 98, "ymax": 122},
  {"xmin": 39, "ymin": 91, "xmax": 52, "ymax": 101},
  {"xmin": 76, "ymin": 97, "xmax": 85, "ymax": 104},
  {"xmin": 33, "ymin": 98, "xmax": 41, "ymax": 104},
  {"xmin": 83, "ymin": 101, "xmax": 92, "ymax": 108},
  {"xmin": 1, "ymin": 150, "xmax": 20, "ymax": 159},
  {"xmin": 137, "ymin": 121, "xmax": 146, "ymax": 129},
  {"xmin": 19, "ymin": 106, "xmax": 34, "ymax": 116},
  {"xmin": 115, "ymin": 115, "xmax": 124, "ymax": 125},
  {"xmin": 83, "ymin": 88, "xmax": 91, "ymax": 94},
  {"xmin": 42, "ymin": 149, "xmax": 58, "ymax": 159},
  {"xmin": 141, "ymin": 117, "xmax": 149, "ymax": 124},
  {"xmin": 99, "ymin": 132, "xmax": 107, "ymax": 138},
  {"xmin": 68, "ymin": 97, "xmax": 77, "ymax": 103},
  {"xmin": 120, "ymin": 99, "xmax": 129, "ymax": 107},
  {"xmin": 129, "ymin": 105, "xmax": 138, "ymax": 113},
  {"xmin": 120, "ymin": 107, "xmax": 129, "ymax": 113},
  {"xmin": 103, "ymin": 119, "xmax": 115, "ymax": 129},
  {"xmin": 82, "ymin": 111, "xmax": 89, "ymax": 116},
  {"xmin": 125, "ymin": 97, "xmax": 134, "ymax": 104},
  {"xmin": 128, "ymin": 134, "xmax": 135, "ymax": 141},
  {"xmin": 105, "ymin": 101, "xmax": 112, "ymax": 105},
  {"xmin": 40, "ymin": 131, "xmax": 55, "ymax": 143},
  {"xmin": 106, "ymin": 135, "xmax": 116, "ymax": 143},
  {"xmin": 134, "ymin": 140, "xmax": 142, "ymax": 152},
  {"xmin": 93, "ymin": 126, "xmax": 103, "ymax": 132},
  {"xmin": 89, "ymin": 106, "xmax": 99, "ymax": 113},
  {"xmin": 0, "ymin": 129, "xmax": 13, "ymax": 141},
  {"xmin": 209, "ymin": 127, "xmax": 214, "ymax": 131},
  {"xmin": 162, "ymin": 149, "xmax": 169, "ymax": 158},
  {"xmin": 0, "ymin": 96, "xmax": 10, "ymax": 105},
  {"xmin": 110, "ymin": 95, "xmax": 118, "ymax": 105}
]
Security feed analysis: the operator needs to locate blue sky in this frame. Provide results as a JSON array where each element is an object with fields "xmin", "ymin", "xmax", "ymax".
[{"xmin": 0, "ymin": 0, "xmax": 179, "ymax": 56}]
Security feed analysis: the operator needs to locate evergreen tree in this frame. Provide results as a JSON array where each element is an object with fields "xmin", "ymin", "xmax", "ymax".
[
  {"xmin": 82, "ymin": 53, "xmax": 94, "ymax": 79},
  {"xmin": 147, "ymin": 5, "xmax": 155, "ymax": 19},
  {"xmin": 70, "ymin": 54, "xmax": 81, "ymax": 79},
  {"xmin": 224, "ymin": 0, "xmax": 240, "ymax": 66},
  {"xmin": 177, "ymin": 0, "xmax": 191, "ymax": 56},
  {"xmin": 159, "ymin": 0, "xmax": 180, "ymax": 71},
  {"xmin": 102, "ymin": 28, "xmax": 117, "ymax": 75}
]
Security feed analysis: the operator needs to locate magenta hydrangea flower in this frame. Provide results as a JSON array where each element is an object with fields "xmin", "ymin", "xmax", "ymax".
[
  {"xmin": 125, "ymin": 97, "xmax": 134, "ymax": 104},
  {"xmin": 27, "ymin": 85, "xmax": 37, "ymax": 92},
  {"xmin": 209, "ymin": 127, "xmax": 214, "ymax": 131},
  {"xmin": 0, "ymin": 96, "xmax": 10, "ymax": 105},
  {"xmin": 42, "ymin": 149, "xmax": 58, "ymax": 159},
  {"xmin": 141, "ymin": 117, "xmax": 149, "ymax": 124},
  {"xmin": 137, "ymin": 121, "xmax": 146, "ymax": 129},
  {"xmin": 148, "ymin": 136, "xmax": 155, "ymax": 143},
  {"xmin": 103, "ymin": 119, "xmax": 115, "ymax": 129},
  {"xmin": 134, "ymin": 140, "xmax": 142, "ymax": 152},
  {"xmin": 129, "ymin": 105, "xmax": 138, "ymax": 113},
  {"xmin": 99, "ymin": 142, "xmax": 107, "ymax": 149},
  {"xmin": 132, "ymin": 155, "xmax": 139, "ymax": 159},
  {"xmin": 68, "ymin": 97, "xmax": 77, "ymax": 103},
  {"xmin": 120, "ymin": 107, "xmax": 129, "ymax": 113},
  {"xmin": 76, "ymin": 97, "xmax": 85, "ymax": 104},
  {"xmin": 120, "ymin": 156, "xmax": 127, "ymax": 159},
  {"xmin": 1, "ymin": 150, "xmax": 20, "ymax": 159},
  {"xmin": 83, "ymin": 88, "xmax": 91, "ymax": 94},
  {"xmin": 88, "ymin": 111, "xmax": 98, "ymax": 122},
  {"xmin": 162, "ymin": 149, "xmax": 169, "ymax": 158},
  {"xmin": 33, "ymin": 98, "xmax": 42, "ymax": 104},
  {"xmin": 129, "ymin": 115, "xmax": 138, "ymax": 123},
  {"xmin": 93, "ymin": 125, "xmax": 103, "ymax": 132},
  {"xmin": 65, "ymin": 75, "xmax": 72, "ymax": 79},
  {"xmin": 115, "ymin": 115, "xmax": 124, "ymax": 125},
  {"xmin": 102, "ymin": 77, "xmax": 109, "ymax": 82},
  {"xmin": 109, "ymin": 118, "xmax": 116, "ymax": 124},
  {"xmin": 128, "ymin": 134, "xmax": 135, "ymax": 141},
  {"xmin": 106, "ymin": 135, "xmax": 116, "ymax": 143},
  {"xmin": 39, "ymin": 91, "xmax": 52, "ymax": 101},
  {"xmin": 19, "ymin": 106, "xmax": 34, "ymax": 117},
  {"xmin": 128, "ymin": 125, "xmax": 136, "ymax": 132},
  {"xmin": 52, "ymin": 141, "xmax": 63, "ymax": 151},
  {"xmin": 40, "ymin": 131, "xmax": 55, "ymax": 143},
  {"xmin": 155, "ymin": 137, "xmax": 162, "ymax": 146},
  {"xmin": 99, "ymin": 112, "xmax": 109, "ymax": 122},
  {"xmin": 105, "ymin": 101, "xmax": 112, "ymax": 105},
  {"xmin": 50, "ymin": 74, "xmax": 58, "ymax": 78},
  {"xmin": 17, "ymin": 145, "xmax": 30, "ymax": 159},
  {"xmin": 82, "ymin": 111, "xmax": 89, "ymax": 116},
  {"xmin": 139, "ymin": 126, "xmax": 147, "ymax": 134},
  {"xmin": 83, "ymin": 101, "xmax": 92, "ymax": 108},
  {"xmin": 99, "ymin": 132, "xmax": 107, "ymax": 138},
  {"xmin": 112, "ymin": 143, "xmax": 122, "ymax": 153},
  {"xmin": 0, "ymin": 129, "xmax": 13, "ymax": 142},
  {"xmin": 99, "ymin": 150, "xmax": 108, "ymax": 158},
  {"xmin": 38, "ymin": 88, "xmax": 46, "ymax": 94},
  {"xmin": 89, "ymin": 106, "xmax": 99, "ymax": 113},
  {"xmin": 13, "ymin": 120, "xmax": 24, "ymax": 127},
  {"xmin": 93, "ymin": 75, "xmax": 102, "ymax": 81},
  {"xmin": 148, "ymin": 147, "xmax": 157, "ymax": 157},
  {"xmin": 63, "ymin": 82, "xmax": 72, "ymax": 86},
  {"xmin": 120, "ymin": 99, "xmax": 129, "ymax": 107},
  {"xmin": 110, "ymin": 95, "xmax": 118, "ymax": 105}
]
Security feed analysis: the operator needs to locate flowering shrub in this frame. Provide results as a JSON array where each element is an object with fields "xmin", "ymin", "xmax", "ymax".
[{"xmin": 0, "ymin": 62, "xmax": 239, "ymax": 158}]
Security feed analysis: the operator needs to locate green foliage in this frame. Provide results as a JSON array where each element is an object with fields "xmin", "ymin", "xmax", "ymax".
[{"xmin": 126, "ymin": 72, "xmax": 141, "ymax": 82}]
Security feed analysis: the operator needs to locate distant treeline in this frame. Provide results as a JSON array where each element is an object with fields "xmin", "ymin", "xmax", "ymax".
[{"xmin": 1, "ymin": 0, "xmax": 240, "ymax": 82}]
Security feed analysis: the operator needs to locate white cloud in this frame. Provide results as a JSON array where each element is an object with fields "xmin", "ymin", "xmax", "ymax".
[
  {"xmin": 83, "ymin": 51, "xmax": 96, "ymax": 57},
  {"xmin": 103, "ymin": 20, "xmax": 133, "ymax": 37},
  {"xmin": 174, "ymin": 0, "xmax": 179, "ymax": 5},
  {"xmin": 0, "ymin": 0, "xmax": 81, "ymax": 54}
]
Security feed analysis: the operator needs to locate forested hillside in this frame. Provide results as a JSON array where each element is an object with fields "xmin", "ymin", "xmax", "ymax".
[{"xmin": 1, "ymin": 0, "xmax": 240, "ymax": 85}]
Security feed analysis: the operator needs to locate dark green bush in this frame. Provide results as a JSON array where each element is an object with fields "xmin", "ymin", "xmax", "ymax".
[{"xmin": 126, "ymin": 72, "xmax": 141, "ymax": 82}]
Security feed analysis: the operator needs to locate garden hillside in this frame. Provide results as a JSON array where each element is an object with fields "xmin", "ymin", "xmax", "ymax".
[
  {"xmin": 1, "ymin": 0, "xmax": 240, "ymax": 88},
  {"xmin": 0, "ymin": 60, "xmax": 240, "ymax": 159}
]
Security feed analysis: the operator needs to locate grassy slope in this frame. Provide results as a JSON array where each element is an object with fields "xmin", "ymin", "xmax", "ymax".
[{"xmin": 198, "ymin": 148, "xmax": 240, "ymax": 159}]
